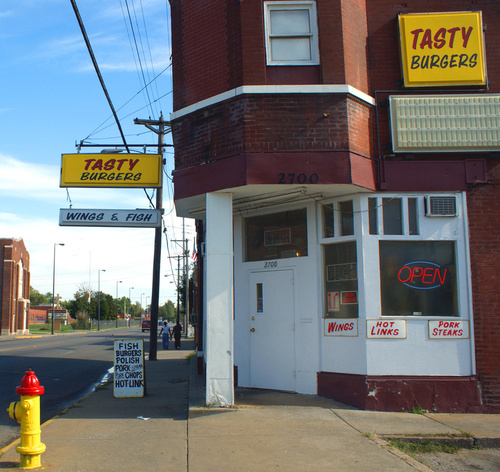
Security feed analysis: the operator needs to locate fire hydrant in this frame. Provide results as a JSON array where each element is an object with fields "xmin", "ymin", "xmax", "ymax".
[{"xmin": 7, "ymin": 370, "xmax": 46, "ymax": 469}]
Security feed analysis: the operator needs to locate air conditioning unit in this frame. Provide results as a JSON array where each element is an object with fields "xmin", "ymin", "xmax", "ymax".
[{"xmin": 424, "ymin": 196, "xmax": 457, "ymax": 217}]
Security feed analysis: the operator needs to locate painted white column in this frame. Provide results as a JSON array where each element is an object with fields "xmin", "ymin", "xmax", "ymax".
[{"xmin": 205, "ymin": 192, "xmax": 234, "ymax": 406}]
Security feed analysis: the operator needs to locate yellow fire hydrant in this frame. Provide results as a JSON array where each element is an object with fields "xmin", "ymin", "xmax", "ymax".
[{"xmin": 7, "ymin": 370, "xmax": 46, "ymax": 469}]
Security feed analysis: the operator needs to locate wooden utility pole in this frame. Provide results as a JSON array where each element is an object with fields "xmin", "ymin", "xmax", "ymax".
[{"xmin": 134, "ymin": 115, "xmax": 168, "ymax": 361}]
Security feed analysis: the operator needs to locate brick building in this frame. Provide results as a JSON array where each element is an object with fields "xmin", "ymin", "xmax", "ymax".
[
  {"xmin": 169, "ymin": 0, "xmax": 500, "ymax": 411},
  {"xmin": 0, "ymin": 238, "xmax": 30, "ymax": 336}
]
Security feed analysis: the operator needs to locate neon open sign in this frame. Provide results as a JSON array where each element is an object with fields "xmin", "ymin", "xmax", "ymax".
[{"xmin": 397, "ymin": 261, "xmax": 447, "ymax": 290}]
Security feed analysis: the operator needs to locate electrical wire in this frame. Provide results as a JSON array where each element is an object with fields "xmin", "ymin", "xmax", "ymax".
[
  {"xmin": 122, "ymin": 0, "xmax": 156, "ymax": 118},
  {"xmin": 69, "ymin": 0, "xmax": 130, "ymax": 153},
  {"xmin": 84, "ymin": 65, "xmax": 172, "ymax": 141}
]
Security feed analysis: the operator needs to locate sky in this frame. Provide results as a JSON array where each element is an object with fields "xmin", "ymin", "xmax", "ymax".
[{"xmin": 0, "ymin": 0, "xmax": 195, "ymax": 309}]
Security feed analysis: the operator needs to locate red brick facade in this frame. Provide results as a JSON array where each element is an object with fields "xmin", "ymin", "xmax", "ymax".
[
  {"xmin": 170, "ymin": 0, "xmax": 500, "ymax": 410},
  {"xmin": 0, "ymin": 238, "xmax": 30, "ymax": 336}
]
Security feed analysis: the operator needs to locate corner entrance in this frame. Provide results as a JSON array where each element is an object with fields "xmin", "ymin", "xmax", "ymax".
[{"xmin": 249, "ymin": 269, "xmax": 295, "ymax": 391}]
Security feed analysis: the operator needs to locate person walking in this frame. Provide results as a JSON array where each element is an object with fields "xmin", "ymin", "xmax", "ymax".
[
  {"xmin": 160, "ymin": 321, "xmax": 170, "ymax": 350},
  {"xmin": 173, "ymin": 322, "xmax": 182, "ymax": 350}
]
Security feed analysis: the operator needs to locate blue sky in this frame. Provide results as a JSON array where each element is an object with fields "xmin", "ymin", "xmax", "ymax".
[{"xmin": 0, "ymin": 0, "xmax": 194, "ymax": 307}]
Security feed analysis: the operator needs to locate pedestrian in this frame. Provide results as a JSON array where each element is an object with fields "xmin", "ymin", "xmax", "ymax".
[
  {"xmin": 159, "ymin": 321, "xmax": 170, "ymax": 350},
  {"xmin": 173, "ymin": 322, "xmax": 182, "ymax": 350}
]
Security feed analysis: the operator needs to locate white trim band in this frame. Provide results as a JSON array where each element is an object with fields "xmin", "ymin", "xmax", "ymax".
[{"xmin": 170, "ymin": 85, "xmax": 375, "ymax": 121}]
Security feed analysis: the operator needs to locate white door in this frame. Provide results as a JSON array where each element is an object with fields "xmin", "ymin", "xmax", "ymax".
[{"xmin": 249, "ymin": 270, "xmax": 295, "ymax": 391}]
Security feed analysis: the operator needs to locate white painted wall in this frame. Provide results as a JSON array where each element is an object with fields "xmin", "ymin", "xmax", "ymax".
[
  {"xmin": 205, "ymin": 192, "xmax": 234, "ymax": 406},
  {"xmin": 231, "ymin": 191, "xmax": 474, "ymax": 397}
]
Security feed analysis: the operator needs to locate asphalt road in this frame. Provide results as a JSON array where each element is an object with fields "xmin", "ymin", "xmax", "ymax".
[{"xmin": 0, "ymin": 328, "xmax": 150, "ymax": 450}]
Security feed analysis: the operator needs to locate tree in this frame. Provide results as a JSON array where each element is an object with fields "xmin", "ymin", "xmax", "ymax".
[
  {"xmin": 66, "ymin": 288, "xmax": 92, "ymax": 318},
  {"xmin": 129, "ymin": 302, "xmax": 143, "ymax": 317},
  {"xmin": 159, "ymin": 300, "xmax": 176, "ymax": 321},
  {"xmin": 30, "ymin": 287, "xmax": 49, "ymax": 305}
]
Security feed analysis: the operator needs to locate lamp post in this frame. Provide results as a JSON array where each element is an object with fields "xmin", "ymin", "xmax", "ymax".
[
  {"xmin": 51, "ymin": 243, "xmax": 65, "ymax": 335},
  {"xmin": 98, "ymin": 269, "xmax": 106, "ymax": 331},
  {"xmin": 126, "ymin": 287, "xmax": 134, "ymax": 324},
  {"xmin": 116, "ymin": 280, "xmax": 122, "ymax": 328}
]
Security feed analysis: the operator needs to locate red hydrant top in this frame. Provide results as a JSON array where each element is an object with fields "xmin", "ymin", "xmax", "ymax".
[{"xmin": 16, "ymin": 369, "xmax": 45, "ymax": 396}]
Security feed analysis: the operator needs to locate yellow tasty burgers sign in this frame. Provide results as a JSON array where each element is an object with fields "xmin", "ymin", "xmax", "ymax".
[
  {"xmin": 399, "ymin": 11, "xmax": 486, "ymax": 87},
  {"xmin": 60, "ymin": 153, "xmax": 162, "ymax": 188}
]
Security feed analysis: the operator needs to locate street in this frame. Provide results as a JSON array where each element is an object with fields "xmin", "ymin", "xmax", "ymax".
[{"xmin": 0, "ymin": 328, "xmax": 150, "ymax": 450}]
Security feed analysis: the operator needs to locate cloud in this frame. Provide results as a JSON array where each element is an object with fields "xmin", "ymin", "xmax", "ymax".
[
  {"xmin": 0, "ymin": 154, "xmax": 60, "ymax": 199},
  {"xmin": 0, "ymin": 153, "xmax": 187, "ymax": 304}
]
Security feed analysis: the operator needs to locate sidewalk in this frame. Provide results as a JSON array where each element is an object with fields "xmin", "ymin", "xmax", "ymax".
[{"xmin": 1, "ymin": 338, "xmax": 500, "ymax": 471}]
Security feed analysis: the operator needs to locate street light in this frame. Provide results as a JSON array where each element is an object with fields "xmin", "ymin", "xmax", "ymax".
[
  {"xmin": 116, "ymin": 280, "xmax": 122, "ymax": 328},
  {"xmin": 51, "ymin": 243, "xmax": 65, "ymax": 335},
  {"xmin": 126, "ymin": 287, "xmax": 134, "ymax": 322},
  {"xmin": 98, "ymin": 269, "xmax": 106, "ymax": 331}
]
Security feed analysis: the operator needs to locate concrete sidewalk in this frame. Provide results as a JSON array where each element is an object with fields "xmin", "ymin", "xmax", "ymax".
[{"xmin": 1, "ymin": 338, "xmax": 500, "ymax": 471}]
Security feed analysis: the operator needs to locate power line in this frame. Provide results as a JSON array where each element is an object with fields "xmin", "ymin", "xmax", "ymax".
[
  {"xmin": 69, "ymin": 0, "xmax": 130, "ymax": 153},
  {"xmin": 122, "ymin": 0, "xmax": 156, "ymax": 118}
]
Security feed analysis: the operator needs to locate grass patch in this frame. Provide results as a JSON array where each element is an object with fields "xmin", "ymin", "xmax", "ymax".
[
  {"xmin": 29, "ymin": 324, "xmax": 75, "ymax": 333},
  {"xmin": 411, "ymin": 404, "xmax": 426, "ymax": 415},
  {"xmin": 389, "ymin": 439, "xmax": 461, "ymax": 455}
]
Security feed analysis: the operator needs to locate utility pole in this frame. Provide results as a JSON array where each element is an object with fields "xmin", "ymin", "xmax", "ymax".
[
  {"xmin": 184, "ymin": 218, "xmax": 189, "ymax": 337},
  {"xmin": 168, "ymin": 254, "xmax": 182, "ymax": 325},
  {"xmin": 134, "ymin": 115, "xmax": 168, "ymax": 362}
]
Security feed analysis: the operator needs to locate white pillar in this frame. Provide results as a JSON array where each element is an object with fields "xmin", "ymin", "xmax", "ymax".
[{"xmin": 205, "ymin": 192, "xmax": 234, "ymax": 406}]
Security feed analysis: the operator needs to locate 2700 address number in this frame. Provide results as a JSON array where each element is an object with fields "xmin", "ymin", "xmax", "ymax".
[{"xmin": 278, "ymin": 173, "xmax": 319, "ymax": 184}]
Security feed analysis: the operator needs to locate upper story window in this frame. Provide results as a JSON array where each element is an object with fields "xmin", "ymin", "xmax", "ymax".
[{"xmin": 264, "ymin": 1, "xmax": 319, "ymax": 66}]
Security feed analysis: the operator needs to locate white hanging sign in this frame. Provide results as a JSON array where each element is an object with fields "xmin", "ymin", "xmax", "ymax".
[{"xmin": 59, "ymin": 209, "xmax": 161, "ymax": 227}]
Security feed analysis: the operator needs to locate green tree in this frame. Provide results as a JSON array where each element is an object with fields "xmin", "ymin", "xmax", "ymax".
[
  {"xmin": 66, "ymin": 288, "xmax": 92, "ymax": 318},
  {"xmin": 129, "ymin": 302, "xmax": 142, "ymax": 317},
  {"xmin": 159, "ymin": 300, "xmax": 176, "ymax": 321},
  {"xmin": 30, "ymin": 287, "xmax": 49, "ymax": 305}
]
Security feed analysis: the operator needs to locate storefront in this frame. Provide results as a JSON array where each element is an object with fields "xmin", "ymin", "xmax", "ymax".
[
  {"xmin": 170, "ymin": 0, "xmax": 499, "ymax": 411},
  {"xmin": 231, "ymin": 191, "xmax": 477, "ymax": 411}
]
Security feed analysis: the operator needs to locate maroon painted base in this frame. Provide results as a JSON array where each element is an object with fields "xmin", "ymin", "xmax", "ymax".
[{"xmin": 317, "ymin": 372, "xmax": 484, "ymax": 413}]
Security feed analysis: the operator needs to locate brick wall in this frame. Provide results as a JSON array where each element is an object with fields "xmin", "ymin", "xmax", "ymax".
[
  {"xmin": 467, "ymin": 159, "xmax": 500, "ymax": 408},
  {"xmin": 170, "ymin": 0, "xmax": 238, "ymax": 110},
  {"xmin": 0, "ymin": 238, "xmax": 30, "ymax": 335},
  {"xmin": 171, "ymin": 0, "xmax": 373, "ymax": 112},
  {"xmin": 172, "ymin": 93, "xmax": 372, "ymax": 169}
]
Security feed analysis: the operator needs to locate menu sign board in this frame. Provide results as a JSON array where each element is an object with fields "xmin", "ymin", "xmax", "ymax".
[{"xmin": 114, "ymin": 339, "xmax": 145, "ymax": 398}]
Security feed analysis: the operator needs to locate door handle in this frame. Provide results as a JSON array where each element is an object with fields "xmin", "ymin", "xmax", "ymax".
[{"xmin": 250, "ymin": 328, "xmax": 255, "ymax": 332}]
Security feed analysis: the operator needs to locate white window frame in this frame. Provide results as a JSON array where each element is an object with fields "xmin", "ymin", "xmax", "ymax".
[
  {"xmin": 318, "ymin": 193, "xmax": 471, "ymax": 320},
  {"xmin": 264, "ymin": 1, "xmax": 320, "ymax": 66}
]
